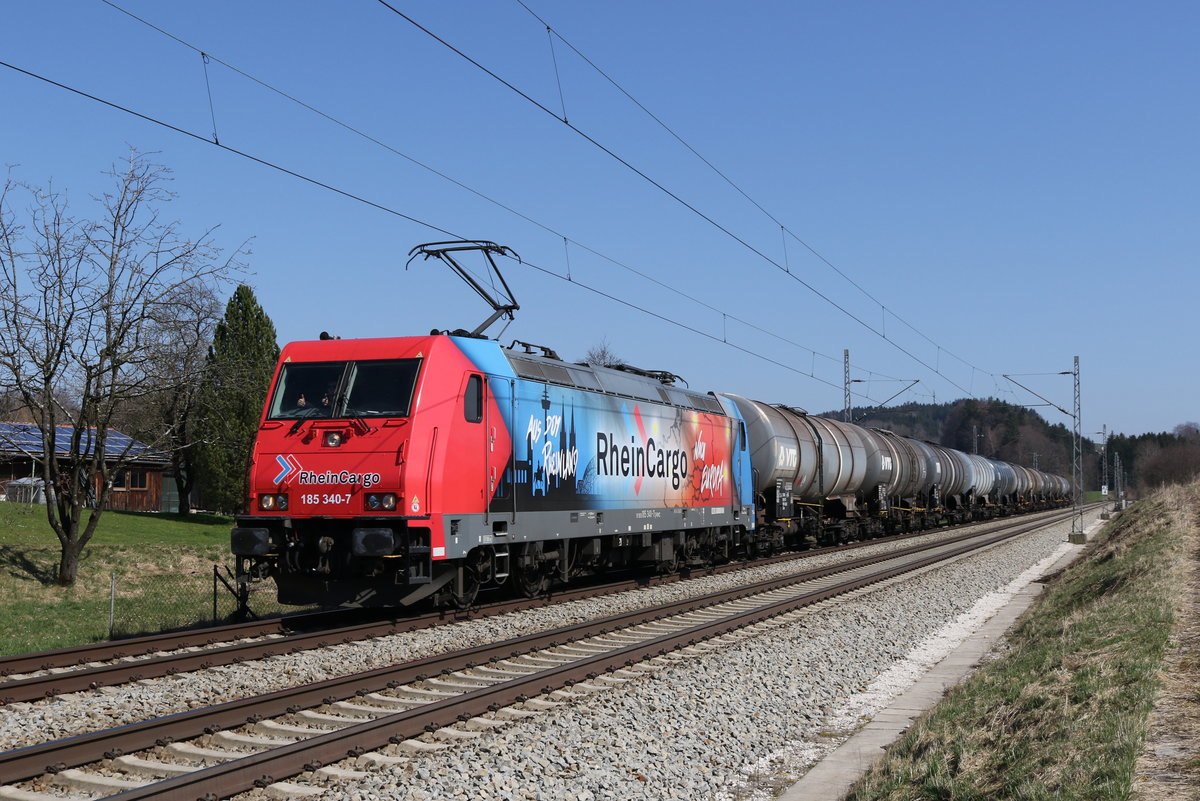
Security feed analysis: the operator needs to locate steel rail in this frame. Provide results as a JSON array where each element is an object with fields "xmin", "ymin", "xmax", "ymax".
[
  {"xmin": 0, "ymin": 508, "xmax": 1078, "ymax": 789},
  {"xmin": 0, "ymin": 558, "xmax": 759, "ymax": 703},
  {"xmin": 0, "ymin": 533, "xmax": 895, "ymax": 677},
  {"xmin": 103, "ymin": 511, "xmax": 1070, "ymax": 800},
  {"xmin": 0, "ymin": 505, "xmax": 1077, "ymax": 696},
  {"xmin": 0, "ymin": 608, "xmax": 374, "ymax": 677}
]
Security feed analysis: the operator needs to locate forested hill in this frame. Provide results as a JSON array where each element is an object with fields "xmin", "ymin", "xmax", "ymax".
[
  {"xmin": 830, "ymin": 399, "xmax": 1079, "ymax": 478},
  {"xmin": 823, "ymin": 399, "xmax": 1200, "ymax": 493}
]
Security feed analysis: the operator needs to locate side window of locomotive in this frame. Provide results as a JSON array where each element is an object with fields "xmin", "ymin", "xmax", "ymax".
[
  {"xmin": 344, "ymin": 359, "xmax": 421, "ymax": 417},
  {"xmin": 464, "ymin": 374, "xmax": 483, "ymax": 423},
  {"xmin": 268, "ymin": 362, "xmax": 346, "ymax": 419}
]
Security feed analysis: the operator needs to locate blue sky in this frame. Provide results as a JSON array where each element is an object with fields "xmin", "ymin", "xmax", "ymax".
[{"xmin": 2, "ymin": 1, "xmax": 1196, "ymax": 438}]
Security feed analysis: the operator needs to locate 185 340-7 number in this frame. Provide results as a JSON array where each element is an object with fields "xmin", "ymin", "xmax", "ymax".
[{"xmin": 301, "ymin": 493, "xmax": 352, "ymax": 505}]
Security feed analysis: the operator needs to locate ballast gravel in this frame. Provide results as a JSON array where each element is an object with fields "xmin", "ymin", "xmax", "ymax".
[
  {"xmin": 290, "ymin": 513, "xmax": 1096, "ymax": 801},
  {"xmin": 1, "ymin": 510, "xmax": 1098, "ymax": 801}
]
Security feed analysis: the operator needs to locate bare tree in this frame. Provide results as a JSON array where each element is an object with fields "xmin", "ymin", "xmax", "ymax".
[
  {"xmin": 110, "ymin": 284, "xmax": 220, "ymax": 515},
  {"xmin": 583, "ymin": 339, "xmax": 624, "ymax": 368},
  {"xmin": 1139, "ymin": 442, "xmax": 1200, "ymax": 489},
  {"xmin": 0, "ymin": 151, "xmax": 239, "ymax": 585},
  {"xmin": 1174, "ymin": 422, "xmax": 1200, "ymax": 443}
]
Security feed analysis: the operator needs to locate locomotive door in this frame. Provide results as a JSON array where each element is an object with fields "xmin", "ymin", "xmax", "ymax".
[{"xmin": 458, "ymin": 372, "xmax": 490, "ymax": 521}]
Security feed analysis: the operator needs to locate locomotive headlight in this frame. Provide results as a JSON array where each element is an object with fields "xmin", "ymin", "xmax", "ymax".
[
  {"xmin": 365, "ymin": 493, "xmax": 397, "ymax": 512},
  {"xmin": 323, "ymin": 431, "xmax": 343, "ymax": 447},
  {"xmin": 258, "ymin": 493, "xmax": 289, "ymax": 511}
]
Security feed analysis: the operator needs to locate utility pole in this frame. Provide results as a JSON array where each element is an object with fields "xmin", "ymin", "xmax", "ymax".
[
  {"xmin": 843, "ymin": 355, "xmax": 919, "ymax": 424},
  {"xmin": 1114, "ymin": 452, "xmax": 1125, "ymax": 510},
  {"xmin": 973, "ymin": 424, "xmax": 979, "ymax": 455},
  {"xmin": 843, "ymin": 349, "xmax": 851, "ymax": 423},
  {"xmin": 998, "ymin": 362, "xmax": 1084, "ymax": 541},
  {"xmin": 1071, "ymin": 356, "xmax": 1083, "ymax": 540},
  {"xmin": 1100, "ymin": 424, "xmax": 1108, "ymax": 495},
  {"xmin": 1004, "ymin": 360, "xmax": 1082, "ymax": 540}
]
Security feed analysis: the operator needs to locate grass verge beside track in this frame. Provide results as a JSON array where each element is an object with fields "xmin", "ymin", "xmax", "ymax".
[
  {"xmin": 846, "ymin": 483, "xmax": 1199, "ymax": 801},
  {"xmin": 0, "ymin": 503, "xmax": 299, "ymax": 656}
]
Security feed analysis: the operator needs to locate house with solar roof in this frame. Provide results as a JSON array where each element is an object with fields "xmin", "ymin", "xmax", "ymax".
[{"xmin": 0, "ymin": 422, "xmax": 171, "ymax": 512}]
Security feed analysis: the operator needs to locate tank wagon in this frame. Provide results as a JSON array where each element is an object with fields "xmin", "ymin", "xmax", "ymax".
[{"xmin": 231, "ymin": 333, "xmax": 1070, "ymax": 609}]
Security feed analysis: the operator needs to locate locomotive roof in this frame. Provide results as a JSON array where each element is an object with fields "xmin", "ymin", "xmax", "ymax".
[
  {"xmin": 276, "ymin": 334, "xmax": 729, "ymax": 416},
  {"xmin": 504, "ymin": 349, "xmax": 726, "ymax": 416}
]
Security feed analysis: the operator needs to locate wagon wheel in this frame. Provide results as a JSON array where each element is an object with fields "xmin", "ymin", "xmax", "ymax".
[
  {"xmin": 741, "ymin": 532, "xmax": 759, "ymax": 561},
  {"xmin": 684, "ymin": 533, "xmax": 713, "ymax": 570},
  {"xmin": 513, "ymin": 541, "xmax": 550, "ymax": 598}
]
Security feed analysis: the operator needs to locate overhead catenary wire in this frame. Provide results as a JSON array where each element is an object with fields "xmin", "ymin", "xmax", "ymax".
[
  {"xmin": 200, "ymin": 52, "xmax": 219, "ymax": 144},
  {"xmin": 378, "ymin": 0, "xmax": 978, "ymax": 396},
  {"xmin": 88, "ymin": 1, "xmax": 918, "ymax": 388},
  {"xmin": 514, "ymin": 0, "xmax": 988, "ymax": 381},
  {"xmin": 0, "ymin": 57, "xmax": 893, "ymax": 405},
  {"xmin": 0, "ymin": 59, "xmax": 458, "ymax": 240},
  {"xmin": 519, "ymin": 259, "xmax": 852, "ymax": 393},
  {"xmin": 544, "ymin": 23, "xmax": 568, "ymax": 123}
]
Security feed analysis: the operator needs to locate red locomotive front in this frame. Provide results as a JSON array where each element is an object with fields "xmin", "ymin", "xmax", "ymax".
[{"xmin": 231, "ymin": 335, "xmax": 511, "ymax": 607}]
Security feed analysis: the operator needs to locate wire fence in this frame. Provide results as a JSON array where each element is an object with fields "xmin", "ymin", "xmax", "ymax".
[{"xmin": 107, "ymin": 565, "xmax": 318, "ymax": 639}]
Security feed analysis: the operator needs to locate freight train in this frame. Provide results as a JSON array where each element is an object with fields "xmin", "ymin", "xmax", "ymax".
[{"xmin": 231, "ymin": 325, "xmax": 1071, "ymax": 610}]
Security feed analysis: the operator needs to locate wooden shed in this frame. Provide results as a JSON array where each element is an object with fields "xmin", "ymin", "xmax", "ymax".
[{"xmin": 0, "ymin": 423, "xmax": 169, "ymax": 512}]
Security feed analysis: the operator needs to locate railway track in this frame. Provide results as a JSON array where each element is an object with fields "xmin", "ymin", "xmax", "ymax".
[
  {"xmin": 0, "ymin": 507, "xmax": 1078, "ymax": 705},
  {"xmin": 0, "ymin": 508, "xmax": 1079, "ymax": 800}
]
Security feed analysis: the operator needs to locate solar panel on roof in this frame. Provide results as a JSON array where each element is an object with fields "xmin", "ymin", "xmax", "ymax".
[{"xmin": 0, "ymin": 422, "xmax": 166, "ymax": 462}]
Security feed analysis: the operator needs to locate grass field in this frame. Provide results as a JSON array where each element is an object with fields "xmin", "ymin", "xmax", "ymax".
[
  {"xmin": 0, "ymin": 502, "xmax": 299, "ymax": 656},
  {"xmin": 845, "ymin": 483, "xmax": 1197, "ymax": 800}
]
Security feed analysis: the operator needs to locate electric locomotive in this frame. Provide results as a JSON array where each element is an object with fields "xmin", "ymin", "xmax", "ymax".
[{"xmin": 231, "ymin": 332, "xmax": 756, "ymax": 608}]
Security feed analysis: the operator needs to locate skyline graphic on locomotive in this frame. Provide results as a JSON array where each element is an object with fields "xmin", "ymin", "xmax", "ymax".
[
  {"xmin": 490, "ymin": 377, "xmax": 735, "ymax": 512},
  {"xmin": 230, "ymin": 242, "xmax": 1068, "ymax": 610}
]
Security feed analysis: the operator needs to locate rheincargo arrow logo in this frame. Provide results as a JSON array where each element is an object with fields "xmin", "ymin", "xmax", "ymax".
[{"xmin": 274, "ymin": 454, "xmax": 301, "ymax": 484}]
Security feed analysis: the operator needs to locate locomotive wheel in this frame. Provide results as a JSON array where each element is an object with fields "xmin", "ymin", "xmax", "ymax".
[
  {"xmin": 513, "ymin": 542, "xmax": 550, "ymax": 597},
  {"xmin": 451, "ymin": 548, "xmax": 488, "ymax": 609}
]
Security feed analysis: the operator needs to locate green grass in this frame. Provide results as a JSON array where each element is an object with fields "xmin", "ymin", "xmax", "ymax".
[
  {"xmin": 0, "ymin": 501, "xmax": 234, "ymax": 546},
  {"xmin": 0, "ymin": 502, "xmax": 297, "ymax": 656},
  {"xmin": 845, "ymin": 485, "xmax": 1192, "ymax": 801}
]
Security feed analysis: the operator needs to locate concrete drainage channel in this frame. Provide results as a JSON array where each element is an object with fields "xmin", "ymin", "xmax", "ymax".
[{"xmin": 0, "ymin": 512, "xmax": 1077, "ymax": 801}]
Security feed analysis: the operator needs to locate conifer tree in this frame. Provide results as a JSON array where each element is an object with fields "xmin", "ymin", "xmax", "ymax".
[{"xmin": 194, "ymin": 285, "xmax": 279, "ymax": 513}]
